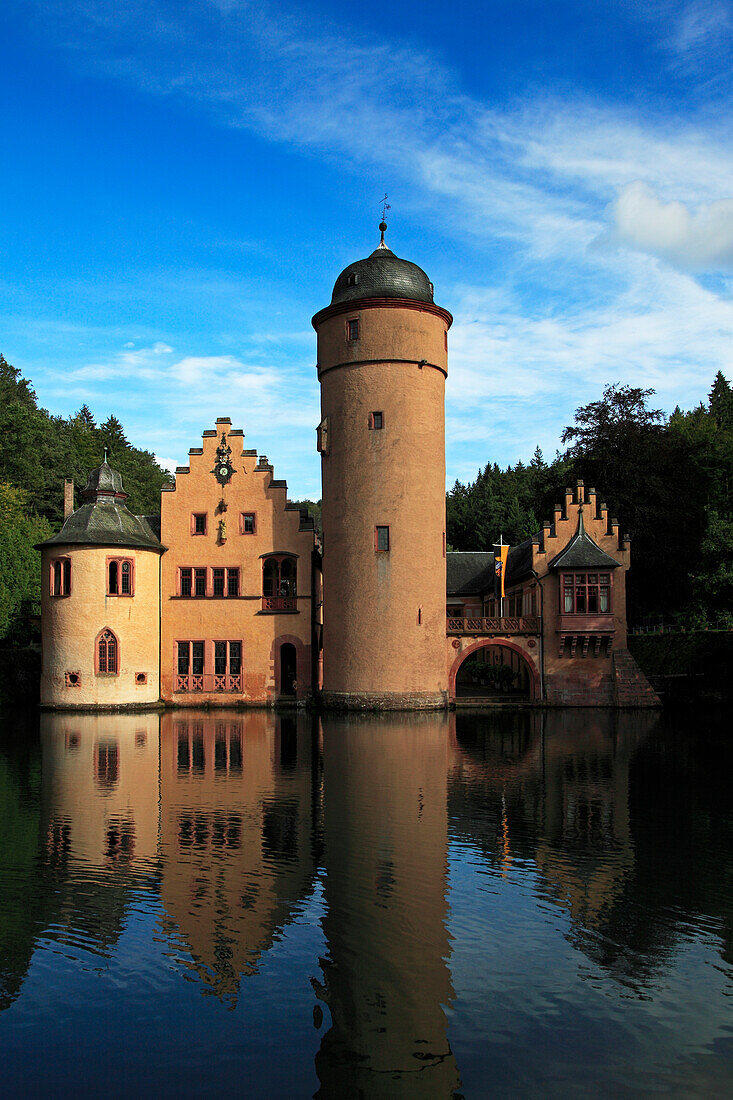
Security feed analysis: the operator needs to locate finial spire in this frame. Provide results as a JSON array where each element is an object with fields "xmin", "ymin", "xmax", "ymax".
[
  {"xmin": 378, "ymin": 193, "xmax": 390, "ymax": 249},
  {"xmin": 103, "ymin": 445, "xmax": 109, "ymax": 463}
]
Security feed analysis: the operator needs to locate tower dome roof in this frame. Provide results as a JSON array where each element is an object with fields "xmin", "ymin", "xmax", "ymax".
[
  {"xmin": 36, "ymin": 453, "xmax": 163, "ymax": 551},
  {"xmin": 330, "ymin": 246, "xmax": 434, "ymax": 306}
]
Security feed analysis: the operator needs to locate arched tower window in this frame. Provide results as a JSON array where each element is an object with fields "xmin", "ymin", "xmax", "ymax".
[
  {"xmin": 108, "ymin": 557, "xmax": 134, "ymax": 595},
  {"xmin": 96, "ymin": 628, "xmax": 119, "ymax": 675}
]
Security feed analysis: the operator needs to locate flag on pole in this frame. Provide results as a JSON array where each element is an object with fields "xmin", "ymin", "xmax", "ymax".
[{"xmin": 494, "ymin": 537, "xmax": 509, "ymax": 599}]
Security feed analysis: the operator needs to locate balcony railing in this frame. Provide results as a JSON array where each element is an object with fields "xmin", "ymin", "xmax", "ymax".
[
  {"xmin": 261, "ymin": 596, "xmax": 298, "ymax": 612},
  {"xmin": 447, "ymin": 616, "xmax": 542, "ymax": 636},
  {"xmin": 175, "ymin": 673, "xmax": 243, "ymax": 694}
]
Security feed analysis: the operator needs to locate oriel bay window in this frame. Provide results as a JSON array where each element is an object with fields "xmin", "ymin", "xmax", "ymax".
[
  {"xmin": 262, "ymin": 555, "xmax": 297, "ymax": 611},
  {"xmin": 561, "ymin": 572, "xmax": 612, "ymax": 614}
]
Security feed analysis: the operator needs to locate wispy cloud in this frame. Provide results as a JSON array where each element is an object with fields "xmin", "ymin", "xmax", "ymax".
[{"xmin": 18, "ymin": 0, "xmax": 733, "ymax": 493}]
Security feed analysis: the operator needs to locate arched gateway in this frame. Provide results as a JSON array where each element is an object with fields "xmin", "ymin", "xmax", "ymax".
[{"xmin": 448, "ymin": 637, "xmax": 541, "ymax": 703}]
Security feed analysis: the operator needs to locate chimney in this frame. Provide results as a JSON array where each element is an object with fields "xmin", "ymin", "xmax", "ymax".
[{"xmin": 64, "ymin": 478, "xmax": 74, "ymax": 519}]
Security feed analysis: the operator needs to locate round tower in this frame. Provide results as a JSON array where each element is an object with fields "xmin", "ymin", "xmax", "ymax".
[
  {"xmin": 312, "ymin": 224, "xmax": 452, "ymax": 708},
  {"xmin": 37, "ymin": 457, "xmax": 163, "ymax": 709}
]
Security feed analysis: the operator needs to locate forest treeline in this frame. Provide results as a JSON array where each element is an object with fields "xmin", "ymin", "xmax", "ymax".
[
  {"xmin": 0, "ymin": 353, "xmax": 171, "ymax": 641},
  {"xmin": 1, "ymin": 350, "xmax": 731, "ymax": 640},
  {"xmin": 447, "ymin": 375, "xmax": 733, "ymax": 626}
]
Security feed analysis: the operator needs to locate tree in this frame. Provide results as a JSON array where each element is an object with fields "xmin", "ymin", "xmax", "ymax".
[
  {"xmin": 709, "ymin": 372, "xmax": 733, "ymax": 432},
  {"xmin": 0, "ymin": 483, "xmax": 51, "ymax": 642}
]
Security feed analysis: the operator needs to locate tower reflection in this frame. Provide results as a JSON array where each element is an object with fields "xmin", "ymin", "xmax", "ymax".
[
  {"xmin": 316, "ymin": 713, "xmax": 461, "ymax": 1098},
  {"xmin": 40, "ymin": 711, "xmax": 161, "ymax": 874}
]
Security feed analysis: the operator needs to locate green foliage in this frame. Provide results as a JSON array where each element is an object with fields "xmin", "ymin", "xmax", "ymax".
[
  {"xmin": 0, "ymin": 353, "xmax": 172, "ymax": 525},
  {"xmin": 0, "ymin": 483, "xmax": 52, "ymax": 642}
]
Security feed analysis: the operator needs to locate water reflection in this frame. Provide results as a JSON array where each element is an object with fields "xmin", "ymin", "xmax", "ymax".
[
  {"xmin": 40, "ymin": 711, "xmax": 160, "ymax": 873},
  {"xmin": 316, "ymin": 713, "xmax": 461, "ymax": 1097},
  {"xmin": 159, "ymin": 711, "xmax": 320, "ymax": 1002},
  {"xmin": 0, "ymin": 706, "xmax": 731, "ymax": 1096}
]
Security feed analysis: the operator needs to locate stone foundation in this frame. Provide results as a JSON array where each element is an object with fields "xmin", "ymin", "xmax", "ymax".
[
  {"xmin": 612, "ymin": 649, "xmax": 661, "ymax": 707},
  {"xmin": 322, "ymin": 690, "xmax": 449, "ymax": 711}
]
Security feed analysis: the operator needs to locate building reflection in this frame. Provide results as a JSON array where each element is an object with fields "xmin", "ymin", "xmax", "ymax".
[
  {"xmin": 315, "ymin": 713, "xmax": 461, "ymax": 1099},
  {"xmin": 448, "ymin": 708, "xmax": 661, "ymax": 980},
  {"xmin": 40, "ymin": 711, "xmax": 161, "ymax": 874},
  {"xmin": 158, "ymin": 711, "xmax": 320, "ymax": 1003}
]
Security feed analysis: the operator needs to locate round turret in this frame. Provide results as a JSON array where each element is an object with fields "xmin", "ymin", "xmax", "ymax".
[
  {"xmin": 313, "ymin": 225, "xmax": 452, "ymax": 708},
  {"xmin": 37, "ymin": 457, "xmax": 163, "ymax": 709}
]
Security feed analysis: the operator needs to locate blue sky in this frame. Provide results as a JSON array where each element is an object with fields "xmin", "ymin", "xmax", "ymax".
[{"xmin": 2, "ymin": 0, "xmax": 733, "ymax": 499}]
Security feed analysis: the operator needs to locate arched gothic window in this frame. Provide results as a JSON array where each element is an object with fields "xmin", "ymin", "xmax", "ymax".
[{"xmin": 97, "ymin": 628, "xmax": 119, "ymax": 675}]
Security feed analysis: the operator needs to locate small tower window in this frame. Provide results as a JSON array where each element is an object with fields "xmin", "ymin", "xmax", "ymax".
[
  {"xmin": 347, "ymin": 273, "xmax": 359, "ymax": 287},
  {"xmin": 369, "ymin": 411, "xmax": 384, "ymax": 430},
  {"xmin": 240, "ymin": 512, "xmax": 256, "ymax": 534},
  {"xmin": 192, "ymin": 513, "xmax": 207, "ymax": 535},
  {"xmin": 375, "ymin": 525, "xmax": 390, "ymax": 552},
  {"xmin": 347, "ymin": 319, "xmax": 359, "ymax": 342}
]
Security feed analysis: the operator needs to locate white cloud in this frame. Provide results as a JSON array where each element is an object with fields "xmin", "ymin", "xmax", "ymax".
[{"xmin": 610, "ymin": 181, "xmax": 733, "ymax": 269}]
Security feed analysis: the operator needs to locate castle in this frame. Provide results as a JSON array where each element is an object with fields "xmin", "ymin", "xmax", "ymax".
[{"xmin": 37, "ymin": 225, "xmax": 658, "ymax": 710}]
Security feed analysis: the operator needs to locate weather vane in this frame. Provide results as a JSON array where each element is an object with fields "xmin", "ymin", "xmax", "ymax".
[{"xmin": 378, "ymin": 194, "xmax": 391, "ymax": 247}]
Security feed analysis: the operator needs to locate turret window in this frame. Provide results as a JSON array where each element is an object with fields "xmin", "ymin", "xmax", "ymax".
[
  {"xmin": 50, "ymin": 558, "xmax": 72, "ymax": 597},
  {"xmin": 107, "ymin": 557, "xmax": 134, "ymax": 596},
  {"xmin": 347, "ymin": 273, "xmax": 359, "ymax": 287},
  {"xmin": 191, "ymin": 513, "xmax": 207, "ymax": 535},
  {"xmin": 369, "ymin": 411, "xmax": 384, "ymax": 430},
  {"xmin": 96, "ymin": 628, "xmax": 119, "ymax": 675},
  {"xmin": 347, "ymin": 318, "xmax": 359, "ymax": 341}
]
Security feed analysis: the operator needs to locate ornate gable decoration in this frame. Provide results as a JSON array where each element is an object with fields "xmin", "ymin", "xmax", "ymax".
[{"xmin": 212, "ymin": 432, "xmax": 236, "ymax": 486}]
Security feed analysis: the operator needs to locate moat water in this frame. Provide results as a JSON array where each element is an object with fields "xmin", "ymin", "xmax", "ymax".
[{"xmin": 0, "ymin": 706, "xmax": 731, "ymax": 1098}]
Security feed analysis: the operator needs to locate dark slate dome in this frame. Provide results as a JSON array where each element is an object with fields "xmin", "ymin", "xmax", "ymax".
[{"xmin": 331, "ymin": 246, "xmax": 435, "ymax": 306}]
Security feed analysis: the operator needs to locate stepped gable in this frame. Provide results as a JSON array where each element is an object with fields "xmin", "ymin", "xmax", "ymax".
[
  {"xmin": 547, "ymin": 506, "xmax": 619, "ymax": 571},
  {"xmin": 37, "ymin": 458, "xmax": 163, "ymax": 551}
]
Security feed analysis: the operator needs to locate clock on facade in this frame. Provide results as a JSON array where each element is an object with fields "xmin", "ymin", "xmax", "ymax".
[{"xmin": 212, "ymin": 433, "xmax": 236, "ymax": 485}]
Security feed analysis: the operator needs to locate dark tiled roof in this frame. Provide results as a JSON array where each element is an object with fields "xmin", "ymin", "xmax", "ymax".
[
  {"xmin": 447, "ymin": 552, "xmax": 495, "ymax": 596},
  {"xmin": 548, "ymin": 511, "xmax": 619, "ymax": 570},
  {"xmin": 37, "ymin": 500, "xmax": 163, "ymax": 551},
  {"xmin": 505, "ymin": 538, "xmax": 536, "ymax": 586},
  {"xmin": 331, "ymin": 247, "xmax": 434, "ymax": 306},
  {"xmin": 80, "ymin": 460, "xmax": 125, "ymax": 499}
]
